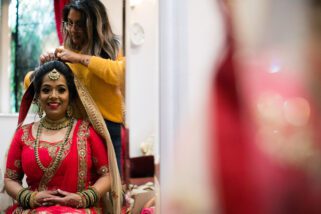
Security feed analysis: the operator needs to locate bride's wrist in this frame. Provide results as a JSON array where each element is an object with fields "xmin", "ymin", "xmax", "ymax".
[
  {"xmin": 29, "ymin": 191, "xmax": 39, "ymax": 208},
  {"xmin": 16, "ymin": 188, "xmax": 39, "ymax": 209},
  {"xmin": 76, "ymin": 186, "xmax": 100, "ymax": 208}
]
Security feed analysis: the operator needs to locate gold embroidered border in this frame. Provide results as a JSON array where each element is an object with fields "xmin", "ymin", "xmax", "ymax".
[
  {"xmin": 11, "ymin": 206, "xmax": 24, "ymax": 214},
  {"xmin": 38, "ymin": 169, "xmax": 58, "ymax": 191},
  {"xmin": 74, "ymin": 77, "xmax": 122, "ymax": 213},
  {"xmin": 77, "ymin": 120, "xmax": 90, "ymax": 191},
  {"xmin": 14, "ymin": 160, "xmax": 21, "ymax": 168},
  {"xmin": 43, "ymin": 138, "xmax": 72, "ymax": 159},
  {"xmin": 74, "ymin": 78, "xmax": 108, "ymax": 144},
  {"xmin": 21, "ymin": 124, "xmax": 34, "ymax": 147},
  {"xmin": 38, "ymin": 137, "xmax": 73, "ymax": 190},
  {"xmin": 21, "ymin": 124, "xmax": 29, "ymax": 141},
  {"xmin": 5, "ymin": 168, "xmax": 19, "ymax": 180}
]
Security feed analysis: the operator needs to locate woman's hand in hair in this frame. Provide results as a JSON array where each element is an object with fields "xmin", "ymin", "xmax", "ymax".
[
  {"xmin": 55, "ymin": 47, "xmax": 92, "ymax": 67},
  {"xmin": 55, "ymin": 47, "xmax": 83, "ymax": 64},
  {"xmin": 39, "ymin": 51, "xmax": 58, "ymax": 65}
]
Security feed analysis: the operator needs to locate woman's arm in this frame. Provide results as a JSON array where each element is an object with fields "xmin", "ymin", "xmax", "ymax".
[
  {"xmin": 5, "ymin": 178, "xmax": 58, "ymax": 208},
  {"xmin": 55, "ymin": 47, "xmax": 125, "ymax": 86},
  {"xmin": 5, "ymin": 127, "xmax": 58, "ymax": 208},
  {"xmin": 5, "ymin": 128, "xmax": 24, "ymax": 199},
  {"xmin": 4, "ymin": 178, "xmax": 24, "ymax": 200},
  {"xmin": 91, "ymin": 173, "xmax": 111, "ymax": 197}
]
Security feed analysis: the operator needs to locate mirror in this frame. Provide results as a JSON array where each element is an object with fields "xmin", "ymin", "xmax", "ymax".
[{"xmin": 0, "ymin": 0, "xmax": 159, "ymax": 212}]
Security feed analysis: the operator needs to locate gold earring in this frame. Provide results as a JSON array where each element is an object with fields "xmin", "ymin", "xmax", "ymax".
[
  {"xmin": 66, "ymin": 105, "xmax": 73, "ymax": 118},
  {"xmin": 37, "ymin": 101, "xmax": 44, "ymax": 118}
]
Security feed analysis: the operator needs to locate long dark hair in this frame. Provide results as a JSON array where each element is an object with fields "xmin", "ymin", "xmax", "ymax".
[{"xmin": 62, "ymin": 0, "xmax": 120, "ymax": 59}]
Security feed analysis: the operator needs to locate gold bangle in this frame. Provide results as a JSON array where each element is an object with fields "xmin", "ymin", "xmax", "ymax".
[
  {"xmin": 16, "ymin": 188, "xmax": 28, "ymax": 201},
  {"xmin": 24, "ymin": 191, "xmax": 32, "ymax": 208},
  {"xmin": 82, "ymin": 190, "xmax": 93, "ymax": 207},
  {"xmin": 29, "ymin": 191, "xmax": 38, "ymax": 208},
  {"xmin": 18, "ymin": 188, "xmax": 31, "ymax": 208},
  {"xmin": 88, "ymin": 186, "xmax": 101, "ymax": 201}
]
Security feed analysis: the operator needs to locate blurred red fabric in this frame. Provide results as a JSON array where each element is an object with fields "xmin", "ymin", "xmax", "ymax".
[
  {"xmin": 212, "ymin": 1, "xmax": 321, "ymax": 214},
  {"xmin": 54, "ymin": 0, "xmax": 70, "ymax": 45}
]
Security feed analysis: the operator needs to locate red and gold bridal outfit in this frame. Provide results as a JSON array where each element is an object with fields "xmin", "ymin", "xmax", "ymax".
[{"xmin": 5, "ymin": 119, "xmax": 109, "ymax": 214}]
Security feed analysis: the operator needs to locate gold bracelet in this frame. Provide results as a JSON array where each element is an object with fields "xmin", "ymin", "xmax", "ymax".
[
  {"xmin": 17, "ymin": 188, "xmax": 31, "ymax": 208},
  {"xmin": 82, "ymin": 190, "xmax": 92, "ymax": 207},
  {"xmin": 88, "ymin": 186, "xmax": 101, "ymax": 201},
  {"xmin": 16, "ymin": 188, "xmax": 28, "ymax": 201},
  {"xmin": 29, "ymin": 191, "xmax": 38, "ymax": 208},
  {"xmin": 79, "ymin": 188, "xmax": 99, "ymax": 208}
]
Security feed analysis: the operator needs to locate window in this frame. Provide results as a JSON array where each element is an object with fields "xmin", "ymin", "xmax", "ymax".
[{"xmin": 9, "ymin": 0, "xmax": 59, "ymax": 112}]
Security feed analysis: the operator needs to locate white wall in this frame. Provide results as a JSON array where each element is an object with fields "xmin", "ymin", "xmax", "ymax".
[
  {"xmin": 0, "ymin": 0, "xmax": 11, "ymax": 113},
  {"xmin": 126, "ymin": 0, "xmax": 159, "ymax": 159},
  {"xmin": 0, "ymin": 115, "xmax": 19, "ymax": 172},
  {"xmin": 103, "ymin": 0, "xmax": 123, "ymax": 36}
]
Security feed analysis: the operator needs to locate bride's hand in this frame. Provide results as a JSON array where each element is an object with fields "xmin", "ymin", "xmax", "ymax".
[
  {"xmin": 33, "ymin": 190, "xmax": 59, "ymax": 207},
  {"xmin": 44, "ymin": 189, "xmax": 83, "ymax": 208},
  {"xmin": 55, "ymin": 47, "xmax": 81, "ymax": 64}
]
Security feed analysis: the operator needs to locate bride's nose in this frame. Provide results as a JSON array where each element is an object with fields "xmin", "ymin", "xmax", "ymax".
[{"xmin": 49, "ymin": 89, "xmax": 58, "ymax": 99}]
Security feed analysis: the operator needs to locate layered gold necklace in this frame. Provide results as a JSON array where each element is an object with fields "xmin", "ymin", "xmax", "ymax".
[
  {"xmin": 41, "ymin": 117, "xmax": 70, "ymax": 130},
  {"xmin": 34, "ymin": 118, "xmax": 74, "ymax": 174}
]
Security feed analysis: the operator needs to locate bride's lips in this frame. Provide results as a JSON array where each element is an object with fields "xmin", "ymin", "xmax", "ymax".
[{"xmin": 47, "ymin": 102, "xmax": 60, "ymax": 110}]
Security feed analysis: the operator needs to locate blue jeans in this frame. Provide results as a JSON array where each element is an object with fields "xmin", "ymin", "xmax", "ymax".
[{"xmin": 105, "ymin": 120, "xmax": 122, "ymax": 176}]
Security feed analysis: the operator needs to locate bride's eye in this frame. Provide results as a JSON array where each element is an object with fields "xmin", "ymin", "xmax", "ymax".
[
  {"xmin": 58, "ymin": 87, "xmax": 67, "ymax": 93},
  {"xmin": 41, "ymin": 88, "xmax": 50, "ymax": 94}
]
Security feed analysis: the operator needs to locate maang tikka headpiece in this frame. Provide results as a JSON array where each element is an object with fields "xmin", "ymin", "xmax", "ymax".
[{"xmin": 48, "ymin": 69, "xmax": 60, "ymax": 80}]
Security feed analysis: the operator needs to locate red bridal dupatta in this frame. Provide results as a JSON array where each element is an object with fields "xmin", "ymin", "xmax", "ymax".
[{"xmin": 16, "ymin": 76, "xmax": 122, "ymax": 214}]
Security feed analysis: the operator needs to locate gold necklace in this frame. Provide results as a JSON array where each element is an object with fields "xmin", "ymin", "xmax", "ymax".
[
  {"xmin": 41, "ymin": 117, "xmax": 70, "ymax": 130},
  {"xmin": 34, "ymin": 119, "xmax": 74, "ymax": 174}
]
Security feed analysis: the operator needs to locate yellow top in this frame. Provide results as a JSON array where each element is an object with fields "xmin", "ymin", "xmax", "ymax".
[{"xmin": 24, "ymin": 55, "xmax": 125, "ymax": 123}]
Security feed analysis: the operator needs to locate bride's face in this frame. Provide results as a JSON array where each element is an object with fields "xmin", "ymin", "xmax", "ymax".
[{"xmin": 39, "ymin": 71, "xmax": 70, "ymax": 120}]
